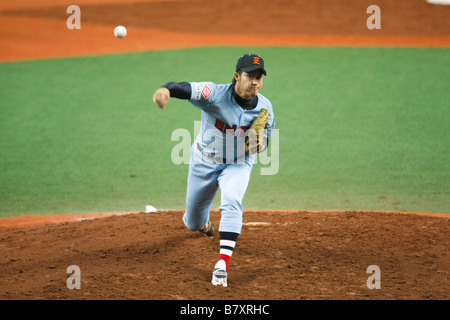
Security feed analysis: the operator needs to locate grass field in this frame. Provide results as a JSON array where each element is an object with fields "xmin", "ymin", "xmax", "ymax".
[{"xmin": 0, "ymin": 47, "xmax": 449, "ymax": 217}]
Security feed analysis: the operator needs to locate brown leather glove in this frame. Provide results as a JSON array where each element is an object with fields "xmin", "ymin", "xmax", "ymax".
[{"xmin": 245, "ymin": 108, "xmax": 269, "ymax": 154}]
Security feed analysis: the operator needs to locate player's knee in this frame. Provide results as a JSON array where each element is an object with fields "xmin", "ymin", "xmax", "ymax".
[
  {"xmin": 220, "ymin": 200, "xmax": 243, "ymax": 224},
  {"xmin": 184, "ymin": 219, "xmax": 203, "ymax": 231},
  {"xmin": 190, "ymin": 222, "xmax": 205, "ymax": 231},
  {"xmin": 221, "ymin": 193, "xmax": 243, "ymax": 212},
  {"xmin": 221, "ymin": 203, "xmax": 241, "ymax": 215},
  {"xmin": 183, "ymin": 214, "xmax": 207, "ymax": 231}
]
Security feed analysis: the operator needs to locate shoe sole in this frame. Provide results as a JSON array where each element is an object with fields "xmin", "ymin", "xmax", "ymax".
[{"xmin": 211, "ymin": 268, "xmax": 227, "ymax": 287}]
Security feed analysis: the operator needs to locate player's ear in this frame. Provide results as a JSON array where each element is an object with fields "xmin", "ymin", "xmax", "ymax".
[{"xmin": 234, "ymin": 72, "xmax": 240, "ymax": 82}]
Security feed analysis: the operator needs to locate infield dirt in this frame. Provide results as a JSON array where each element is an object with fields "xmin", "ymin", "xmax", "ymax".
[
  {"xmin": 1, "ymin": 0, "xmax": 449, "ymax": 62},
  {"xmin": 0, "ymin": 210, "xmax": 449, "ymax": 299}
]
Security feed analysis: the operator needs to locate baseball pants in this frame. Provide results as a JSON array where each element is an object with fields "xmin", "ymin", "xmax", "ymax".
[{"xmin": 182, "ymin": 143, "xmax": 253, "ymax": 234}]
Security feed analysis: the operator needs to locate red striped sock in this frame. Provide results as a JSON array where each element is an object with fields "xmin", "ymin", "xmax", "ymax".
[
  {"xmin": 217, "ymin": 232, "xmax": 239, "ymax": 271},
  {"xmin": 218, "ymin": 254, "xmax": 231, "ymax": 271}
]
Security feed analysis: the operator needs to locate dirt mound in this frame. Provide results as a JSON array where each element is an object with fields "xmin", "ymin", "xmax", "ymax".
[{"xmin": 1, "ymin": 210, "xmax": 448, "ymax": 300}]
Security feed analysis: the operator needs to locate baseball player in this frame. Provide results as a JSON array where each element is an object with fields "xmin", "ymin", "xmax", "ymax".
[{"xmin": 153, "ymin": 54, "xmax": 275, "ymax": 287}]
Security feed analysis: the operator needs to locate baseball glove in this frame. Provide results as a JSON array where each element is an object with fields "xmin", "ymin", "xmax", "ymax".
[{"xmin": 245, "ymin": 108, "xmax": 270, "ymax": 154}]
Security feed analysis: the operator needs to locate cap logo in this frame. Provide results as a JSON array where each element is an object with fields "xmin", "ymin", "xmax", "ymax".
[{"xmin": 252, "ymin": 57, "xmax": 260, "ymax": 65}]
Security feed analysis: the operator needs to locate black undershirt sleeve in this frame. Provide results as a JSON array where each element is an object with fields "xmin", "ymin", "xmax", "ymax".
[{"xmin": 162, "ymin": 82, "xmax": 191, "ymax": 100}]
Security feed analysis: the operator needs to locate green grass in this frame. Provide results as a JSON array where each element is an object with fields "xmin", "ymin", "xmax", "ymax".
[{"xmin": 0, "ymin": 47, "xmax": 449, "ymax": 217}]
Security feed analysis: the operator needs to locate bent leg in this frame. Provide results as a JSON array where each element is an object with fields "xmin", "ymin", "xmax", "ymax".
[{"xmin": 183, "ymin": 149, "xmax": 219, "ymax": 231}]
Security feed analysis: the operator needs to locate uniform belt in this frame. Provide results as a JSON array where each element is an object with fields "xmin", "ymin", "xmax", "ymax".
[{"xmin": 197, "ymin": 143, "xmax": 227, "ymax": 163}]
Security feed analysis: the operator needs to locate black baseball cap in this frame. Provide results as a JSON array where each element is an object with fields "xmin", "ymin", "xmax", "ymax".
[{"xmin": 236, "ymin": 54, "xmax": 267, "ymax": 76}]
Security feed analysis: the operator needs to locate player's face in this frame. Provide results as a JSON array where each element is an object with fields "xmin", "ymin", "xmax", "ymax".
[{"xmin": 234, "ymin": 70, "xmax": 264, "ymax": 100}]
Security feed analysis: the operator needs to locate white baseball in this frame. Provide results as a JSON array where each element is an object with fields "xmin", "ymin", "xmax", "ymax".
[{"xmin": 114, "ymin": 26, "xmax": 127, "ymax": 38}]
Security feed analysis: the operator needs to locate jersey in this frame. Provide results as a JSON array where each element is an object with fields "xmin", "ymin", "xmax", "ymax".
[
  {"xmin": 188, "ymin": 82, "xmax": 275, "ymax": 163},
  {"xmin": 181, "ymin": 81, "xmax": 275, "ymax": 234}
]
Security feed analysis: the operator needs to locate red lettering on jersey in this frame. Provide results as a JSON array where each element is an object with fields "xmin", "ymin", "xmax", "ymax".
[
  {"xmin": 240, "ymin": 126, "xmax": 250, "ymax": 136},
  {"xmin": 215, "ymin": 119, "xmax": 239, "ymax": 134},
  {"xmin": 224, "ymin": 123, "xmax": 237, "ymax": 133},
  {"xmin": 215, "ymin": 119, "xmax": 225, "ymax": 131}
]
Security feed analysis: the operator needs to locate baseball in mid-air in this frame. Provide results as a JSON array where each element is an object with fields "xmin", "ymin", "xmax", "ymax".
[{"xmin": 114, "ymin": 26, "xmax": 127, "ymax": 38}]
